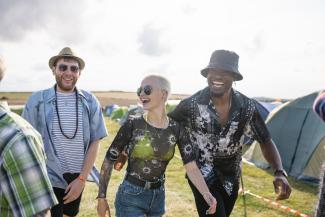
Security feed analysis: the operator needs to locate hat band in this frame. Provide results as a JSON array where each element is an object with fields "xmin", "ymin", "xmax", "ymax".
[{"xmin": 206, "ymin": 63, "xmax": 239, "ymax": 73}]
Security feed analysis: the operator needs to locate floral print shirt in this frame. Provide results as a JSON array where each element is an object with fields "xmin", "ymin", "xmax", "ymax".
[
  {"xmin": 169, "ymin": 87, "xmax": 271, "ymax": 195},
  {"xmin": 105, "ymin": 115, "xmax": 195, "ymax": 182}
]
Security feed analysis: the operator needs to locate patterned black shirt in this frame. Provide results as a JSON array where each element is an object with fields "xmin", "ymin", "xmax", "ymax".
[
  {"xmin": 169, "ymin": 87, "xmax": 271, "ymax": 195},
  {"xmin": 105, "ymin": 115, "xmax": 195, "ymax": 182}
]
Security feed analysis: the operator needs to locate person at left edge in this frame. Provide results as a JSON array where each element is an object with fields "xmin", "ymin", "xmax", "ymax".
[
  {"xmin": 22, "ymin": 47, "xmax": 108, "ymax": 217},
  {"xmin": 313, "ymin": 91, "xmax": 325, "ymax": 217},
  {"xmin": 0, "ymin": 57, "xmax": 58, "ymax": 216}
]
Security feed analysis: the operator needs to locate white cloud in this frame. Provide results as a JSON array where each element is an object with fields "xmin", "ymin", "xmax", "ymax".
[
  {"xmin": 137, "ymin": 24, "xmax": 170, "ymax": 57},
  {"xmin": 0, "ymin": 0, "xmax": 87, "ymax": 43}
]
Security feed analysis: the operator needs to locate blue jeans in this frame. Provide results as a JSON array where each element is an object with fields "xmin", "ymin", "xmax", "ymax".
[{"xmin": 115, "ymin": 180, "xmax": 165, "ymax": 217}]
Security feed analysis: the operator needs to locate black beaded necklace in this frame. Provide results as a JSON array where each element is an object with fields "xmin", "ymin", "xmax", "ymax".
[{"xmin": 54, "ymin": 85, "xmax": 79, "ymax": 139}]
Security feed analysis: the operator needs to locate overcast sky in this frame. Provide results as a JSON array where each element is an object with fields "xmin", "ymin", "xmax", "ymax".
[{"xmin": 0, "ymin": 0, "xmax": 324, "ymax": 99}]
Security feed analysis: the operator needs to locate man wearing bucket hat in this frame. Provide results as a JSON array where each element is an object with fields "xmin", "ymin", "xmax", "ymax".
[
  {"xmin": 169, "ymin": 50, "xmax": 291, "ymax": 217},
  {"xmin": 23, "ymin": 47, "xmax": 108, "ymax": 217},
  {"xmin": 0, "ymin": 57, "xmax": 58, "ymax": 216}
]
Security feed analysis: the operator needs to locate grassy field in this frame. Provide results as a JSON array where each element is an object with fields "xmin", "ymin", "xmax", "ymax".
[{"xmin": 79, "ymin": 118, "xmax": 319, "ymax": 217}]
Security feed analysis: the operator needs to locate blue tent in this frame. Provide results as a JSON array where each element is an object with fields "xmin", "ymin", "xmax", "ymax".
[
  {"xmin": 104, "ymin": 104, "xmax": 119, "ymax": 116},
  {"xmin": 245, "ymin": 92, "xmax": 325, "ymax": 183}
]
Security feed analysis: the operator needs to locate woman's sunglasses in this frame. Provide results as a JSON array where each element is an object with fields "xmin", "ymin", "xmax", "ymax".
[{"xmin": 137, "ymin": 85, "xmax": 152, "ymax": 96}]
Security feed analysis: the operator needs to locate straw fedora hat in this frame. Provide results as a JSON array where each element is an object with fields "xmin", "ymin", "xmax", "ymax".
[
  {"xmin": 201, "ymin": 50, "xmax": 243, "ymax": 81},
  {"xmin": 48, "ymin": 47, "xmax": 85, "ymax": 70}
]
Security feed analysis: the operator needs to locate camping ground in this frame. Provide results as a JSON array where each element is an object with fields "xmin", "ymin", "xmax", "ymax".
[{"xmin": 0, "ymin": 91, "xmax": 321, "ymax": 216}]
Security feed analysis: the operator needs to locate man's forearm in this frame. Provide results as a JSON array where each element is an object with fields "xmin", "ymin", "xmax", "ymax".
[
  {"xmin": 260, "ymin": 139, "xmax": 283, "ymax": 170},
  {"xmin": 80, "ymin": 140, "xmax": 100, "ymax": 178}
]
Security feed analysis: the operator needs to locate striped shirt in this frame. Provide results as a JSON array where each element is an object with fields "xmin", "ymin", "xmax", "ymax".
[
  {"xmin": 52, "ymin": 92, "xmax": 84, "ymax": 174},
  {"xmin": 0, "ymin": 105, "xmax": 58, "ymax": 217},
  {"xmin": 313, "ymin": 91, "xmax": 325, "ymax": 121}
]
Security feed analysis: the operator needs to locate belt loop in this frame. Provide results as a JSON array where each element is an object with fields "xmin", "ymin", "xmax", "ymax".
[{"xmin": 144, "ymin": 181, "xmax": 151, "ymax": 190}]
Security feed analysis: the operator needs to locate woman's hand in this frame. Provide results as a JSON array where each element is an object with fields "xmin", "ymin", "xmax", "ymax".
[{"xmin": 97, "ymin": 198, "xmax": 111, "ymax": 217}]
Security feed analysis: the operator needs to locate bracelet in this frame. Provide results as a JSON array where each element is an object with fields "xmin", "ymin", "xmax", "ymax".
[
  {"xmin": 78, "ymin": 175, "xmax": 86, "ymax": 182},
  {"xmin": 274, "ymin": 169, "xmax": 288, "ymax": 178}
]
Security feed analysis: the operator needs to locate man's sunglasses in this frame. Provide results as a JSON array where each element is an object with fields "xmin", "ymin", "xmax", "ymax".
[
  {"xmin": 57, "ymin": 64, "xmax": 80, "ymax": 73},
  {"xmin": 137, "ymin": 85, "xmax": 152, "ymax": 96}
]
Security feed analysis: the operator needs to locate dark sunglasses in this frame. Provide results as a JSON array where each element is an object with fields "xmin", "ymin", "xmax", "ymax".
[
  {"xmin": 137, "ymin": 85, "xmax": 152, "ymax": 96},
  {"xmin": 57, "ymin": 64, "xmax": 79, "ymax": 73}
]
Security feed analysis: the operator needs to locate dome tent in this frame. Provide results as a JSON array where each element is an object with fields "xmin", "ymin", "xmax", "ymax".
[{"xmin": 244, "ymin": 91, "xmax": 325, "ymax": 183}]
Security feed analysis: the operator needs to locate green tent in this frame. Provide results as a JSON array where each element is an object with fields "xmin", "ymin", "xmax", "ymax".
[
  {"xmin": 244, "ymin": 92, "xmax": 325, "ymax": 183},
  {"xmin": 110, "ymin": 107, "xmax": 128, "ymax": 121}
]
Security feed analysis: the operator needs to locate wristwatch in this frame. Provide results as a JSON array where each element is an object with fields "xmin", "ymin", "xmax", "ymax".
[{"xmin": 274, "ymin": 169, "xmax": 288, "ymax": 177}]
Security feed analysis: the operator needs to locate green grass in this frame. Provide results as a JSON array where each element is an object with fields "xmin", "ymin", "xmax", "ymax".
[{"xmin": 79, "ymin": 118, "xmax": 318, "ymax": 216}]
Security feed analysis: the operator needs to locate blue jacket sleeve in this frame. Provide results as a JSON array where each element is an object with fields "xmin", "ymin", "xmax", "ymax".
[{"xmin": 89, "ymin": 93, "xmax": 108, "ymax": 143}]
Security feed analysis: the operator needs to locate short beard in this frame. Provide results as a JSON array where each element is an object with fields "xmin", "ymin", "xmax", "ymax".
[{"xmin": 56, "ymin": 80, "xmax": 76, "ymax": 92}]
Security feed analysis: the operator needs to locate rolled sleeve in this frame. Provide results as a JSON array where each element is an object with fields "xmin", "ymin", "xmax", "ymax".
[
  {"xmin": 246, "ymin": 107, "xmax": 271, "ymax": 144},
  {"xmin": 176, "ymin": 124, "xmax": 196, "ymax": 165}
]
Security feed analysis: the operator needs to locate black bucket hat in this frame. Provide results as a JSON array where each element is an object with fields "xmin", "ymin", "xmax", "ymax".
[{"xmin": 201, "ymin": 50, "xmax": 243, "ymax": 81}]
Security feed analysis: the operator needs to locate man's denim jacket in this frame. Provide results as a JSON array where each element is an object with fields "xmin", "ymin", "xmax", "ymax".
[{"xmin": 22, "ymin": 87, "xmax": 108, "ymax": 189}]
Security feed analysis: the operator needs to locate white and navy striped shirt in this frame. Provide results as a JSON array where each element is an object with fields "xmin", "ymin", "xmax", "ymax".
[{"xmin": 52, "ymin": 92, "xmax": 84, "ymax": 174}]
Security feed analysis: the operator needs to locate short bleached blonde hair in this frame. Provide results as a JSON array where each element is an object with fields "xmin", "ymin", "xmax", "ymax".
[{"xmin": 142, "ymin": 75, "xmax": 171, "ymax": 99}]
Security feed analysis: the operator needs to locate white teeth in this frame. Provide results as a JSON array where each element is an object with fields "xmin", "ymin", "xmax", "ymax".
[
  {"xmin": 213, "ymin": 81, "xmax": 224, "ymax": 85},
  {"xmin": 141, "ymin": 99, "xmax": 150, "ymax": 103}
]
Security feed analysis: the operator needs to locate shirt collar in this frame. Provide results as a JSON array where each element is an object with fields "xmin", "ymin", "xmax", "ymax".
[
  {"xmin": 46, "ymin": 85, "xmax": 86, "ymax": 103},
  {"xmin": 231, "ymin": 90, "xmax": 245, "ymax": 109},
  {"xmin": 199, "ymin": 87, "xmax": 244, "ymax": 108}
]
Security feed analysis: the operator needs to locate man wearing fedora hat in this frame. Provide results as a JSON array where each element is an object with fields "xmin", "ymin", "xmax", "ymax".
[
  {"xmin": 23, "ymin": 47, "xmax": 108, "ymax": 217},
  {"xmin": 0, "ymin": 57, "xmax": 58, "ymax": 216},
  {"xmin": 169, "ymin": 50, "xmax": 291, "ymax": 217}
]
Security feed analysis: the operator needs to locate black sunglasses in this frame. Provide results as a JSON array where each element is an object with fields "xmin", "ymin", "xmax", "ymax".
[
  {"xmin": 137, "ymin": 85, "xmax": 152, "ymax": 96},
  {"xmin": 57, "ymin": 64, "xmax": 79, "ymax": 73}
]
